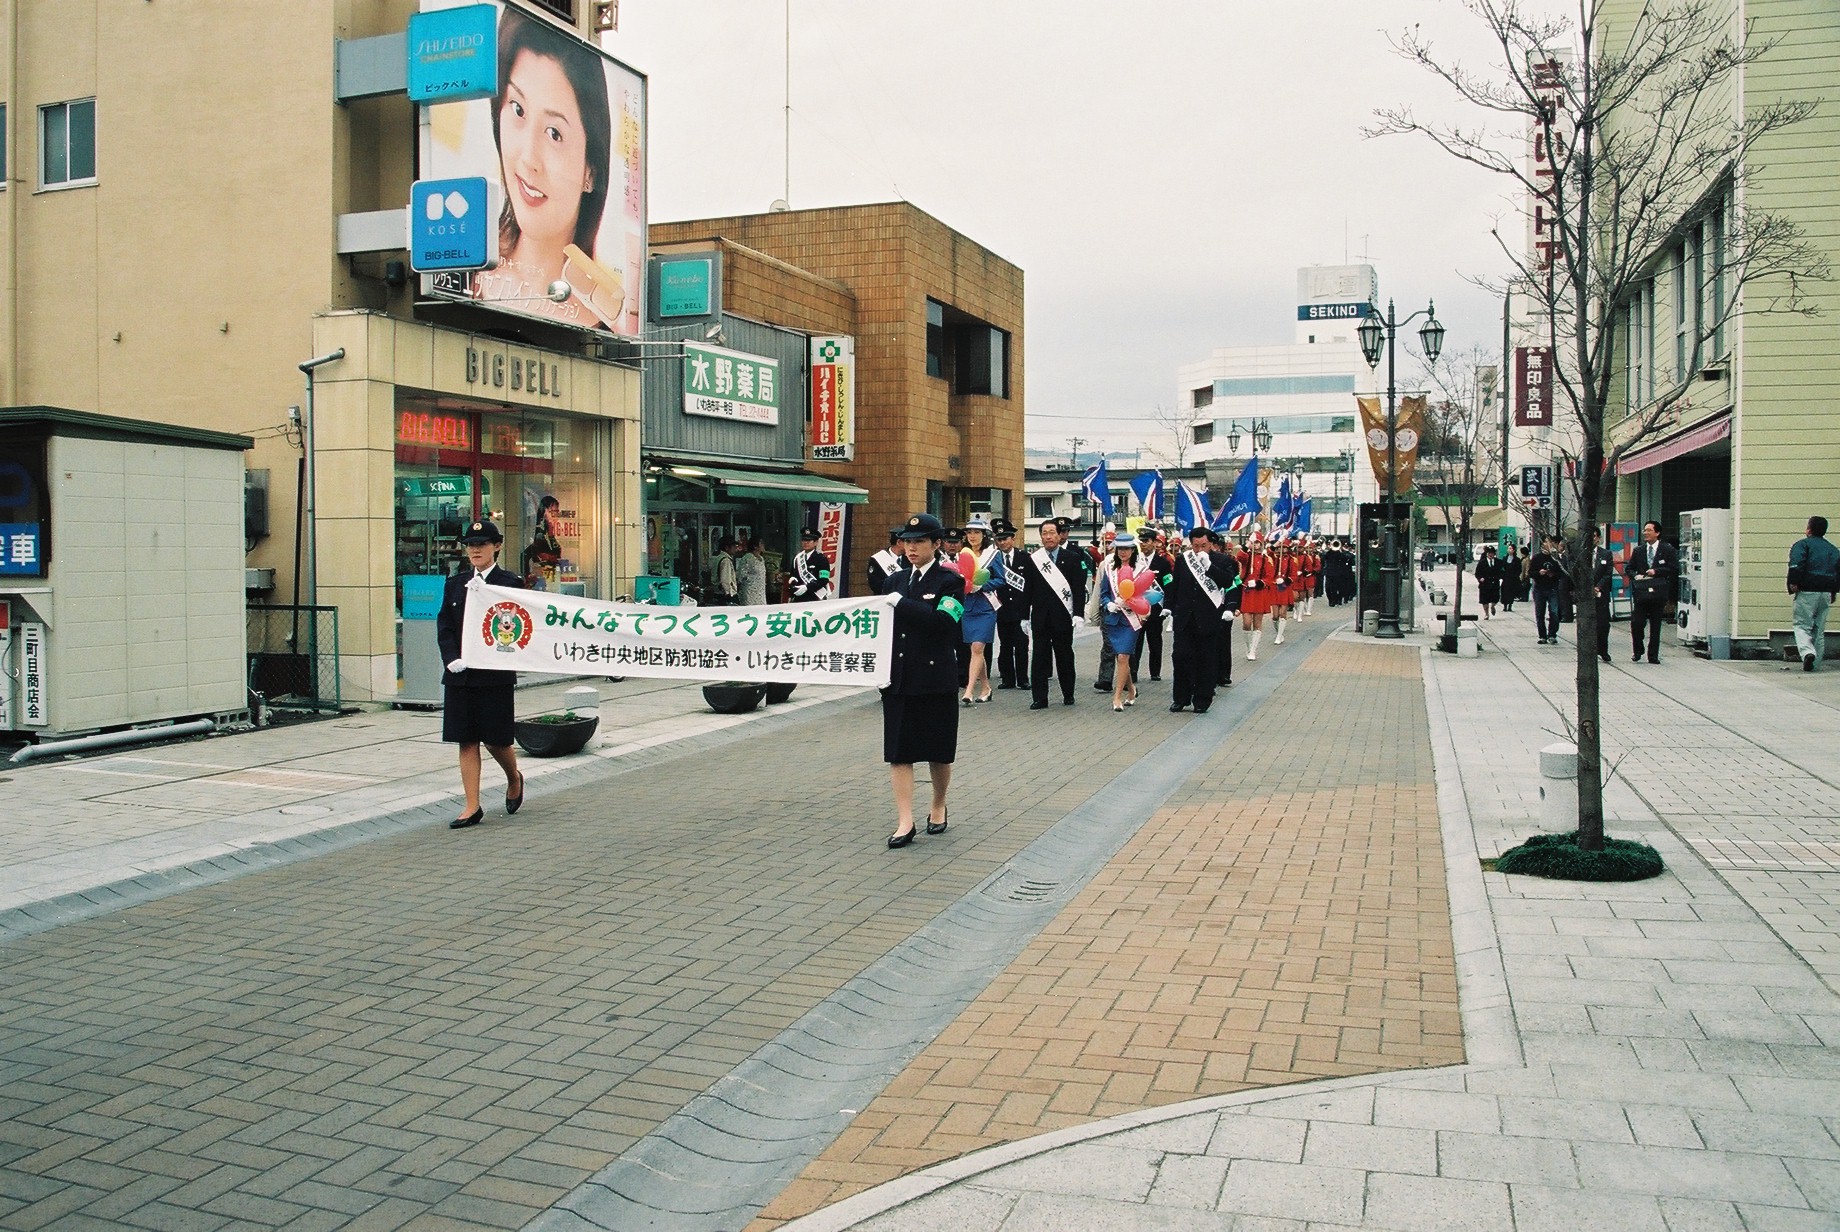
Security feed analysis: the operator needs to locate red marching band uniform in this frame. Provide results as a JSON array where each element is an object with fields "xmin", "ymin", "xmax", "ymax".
[
  {"xmin": 1239, "ymin": 543, "xmax": 1277, "ymax": 616},
  {"xmin": 1271, "ymin": 544, "xmax": 1295, "ymax": 612}
]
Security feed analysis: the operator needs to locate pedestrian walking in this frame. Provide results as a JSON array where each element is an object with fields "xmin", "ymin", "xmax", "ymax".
[
  {"xmin": 956, "ymin": 516, "xmax": 1006, "ymax": 704},
  {"xmin": 1091, "ymin": 531, "xmax": 1153, "ymax": 711},
  {"xmin": 1587, "ymin": 527, "xmax": 1615, "ymax": 663},
  {"xmin": 1167, "ymin": 524, "xmax": 1239, "ymax": 714},
  {"xmin": 736, "ymin": 536, "xmax": 768, "ymax": 605},
  {"xmin": 1475, "ymin": 545, "xmax": 1502, "ymax": 618},
  {"xmin": 880, "ymin": 513, "xmax": 965, "ymax": 849},
  {"xmin": 1788, "ymin": 514, "xmax": 1840, "ymax": 672},
  {"xmin": 436, "ymin": 519, "xmax": 525, "ymax": 830},
  {"xmin": 1498, "ymin": 544, "xmax": 1518, "ymax": 612},
  {"xmin": 993, "ymin": 520, "xmax": 1031, "ymax": 689},
  {"xmin": 1530, "ymin": 535, "xmax": 1567, "ymax": 644},
  {"xmin": 710, "ymin": 535, "xmax": 740, "ymax": 605},
  {"xmin": 1021, "ymin": 516, "xmax": 1087, "ymax": 708},
  {"xmin": 1625, "ymin": 519, "xmax": 1677, "ymax": 663}
]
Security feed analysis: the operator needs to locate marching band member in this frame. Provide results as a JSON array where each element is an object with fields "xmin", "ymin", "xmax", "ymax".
[
  {"xmin": 1240, "ymin": 534, "xmax": 1276, "ymax": 659},
  {"xmin": 787, "ymin": 526, "xmax": 833, "ymax": 602},
  {"xmin": 880, "ymin": 513, "xmax": 966, "ymax": 849},
  {"xmin": 993, "ymin": 520, "xmax": 1031, "ymax": 689},
  {"xmin": 1297, "ymin": 537, "xmax": 1321, "ymax": 618},
  {"xmin": 1167, "ymin": 524, "xmax": 1239, "ymax": 714},
  {"xmin": 957, "ymin": 516, "xmax": 1007, "ymax": 705},
  {"xmin": 1270, "ymin": 539, "xmax": 1294, "ymax": 645}
]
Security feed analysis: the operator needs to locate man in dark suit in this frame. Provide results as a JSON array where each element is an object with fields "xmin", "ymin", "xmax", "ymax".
[
  {"xmin": 1588, "ymin": 527, "xmax": 1615, "ymax": 663},
  {"xmin": 1168, "ymin": 525, "xmax": 1240, "ymax": 714},
  {"xmin": 1624, "ymin": 519, "xmax": 1677, "ymax": 663},
  {"xmin": 866, "ymin": 527, "xmax": 905, "ymax": 596},
  {"xmin": 1021, "ymin": 516, "xmax": 1088, "ymax": 709},
  {"xmin": 436, "ymin": 519, "xmax": 526, "ymax": 829},
  {"xmin": 993, "ymin": 520, "xmax": 1031, "ymax": 689},
  {"xmin": 787, "ymin": 526, "xmax": 833, "ymax": 602},
  {"xmin": 881, "ymin": 513, "xmax": 967, "ymax": 848}
]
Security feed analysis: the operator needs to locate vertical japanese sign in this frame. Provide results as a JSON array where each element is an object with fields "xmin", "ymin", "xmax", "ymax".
[
  {"xmin": 1515, "ymin": 345, "xmax": 1554, "ymax": 427},
  {"xmin": 817, "ymin": 502, "xmax": 848, "ymax": 588},
  {"xmin": 809, "ymin": 335, "xmax": 855, "ymax": 461},
  {"xmin": 1520, "ymin": 464, "xmax": 1554, "ymax": 510},
  {"xmin": 1526, "ymin": 49, "xmax": 1574, "ymax": 276},
  {"xmin": 20, "ymin": 619, "xmax": 47, "ymax": 726},
  {"xmin": 683, "ymin": 342, "xmax": 780, "ymax": 425}
]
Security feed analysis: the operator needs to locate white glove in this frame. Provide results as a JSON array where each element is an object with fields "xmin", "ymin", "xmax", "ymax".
[
  {"xmin": 1021, "ymin": 619, "xmax": 1032, "ymax": 636},
  {"xmin": 1072, "ymin": 616, "xmax": 1087, "ymax": 629},
  {"xmin": 446, "ymin": 659, "xmax": 465, "ymax": 673},
  {"xmin": 1106, "ymin": 601, "xmax": 1122, "ymax": 614},
  {"xmin": 880, "ymin": 592, "xmax": 901, "ymax": 609}
]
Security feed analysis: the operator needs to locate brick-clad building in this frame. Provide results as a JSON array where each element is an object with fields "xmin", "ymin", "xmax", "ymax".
[{"xmin": 649, "ymin": 203, "xmax": 1025, "ymax": 595}]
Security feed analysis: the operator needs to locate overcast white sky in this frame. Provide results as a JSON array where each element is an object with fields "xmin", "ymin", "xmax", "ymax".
[{"xmin": 606, "ymin": 0, "xmax": 1567, "ymax": 452}]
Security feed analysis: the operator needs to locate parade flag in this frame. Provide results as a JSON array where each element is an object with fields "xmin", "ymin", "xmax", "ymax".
[
  {"xmin": 1175, "ymin": 481, "xmax": 1212, "ymax": 534},
  {"xmin": 1128, "ymin": 470, "xmax": 1164, "ymax": 521},
  {"xmin": 1221, "ymin": 456, "xmax": 1261, "ymax": 532},
  {"xmin": 1273, "ymin": 477, "xmax": 1294, "ymax": 530},
  {"xmin": 1081, "ymin": 459, "xmax": 1114, "ymax": 518},
  {"xmin": 1296, "ymin": 497, "xmax": 1313, "ymax": 535}
]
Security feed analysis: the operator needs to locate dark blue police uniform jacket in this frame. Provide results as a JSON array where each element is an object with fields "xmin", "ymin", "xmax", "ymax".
[
  {"xmin": 436, "ymin": 565, "xmax": 523, "ymax": 689},
  {"xmin": 883, "ymin": 562, "xmax": 967, "ymax": 695}
]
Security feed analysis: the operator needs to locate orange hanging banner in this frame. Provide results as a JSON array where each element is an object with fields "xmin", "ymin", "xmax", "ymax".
[{"xmin": 1356, "ymin": 394, "xmax": 1426, "ymax": 494}]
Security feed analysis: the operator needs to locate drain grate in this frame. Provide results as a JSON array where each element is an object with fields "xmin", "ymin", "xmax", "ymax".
[{"xmin": 978, "ymin": 867, "xmax": 1065, "ymax": 904}]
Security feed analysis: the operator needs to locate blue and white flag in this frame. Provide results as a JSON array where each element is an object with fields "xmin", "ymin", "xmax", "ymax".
[
  {"xmin": 1175, "ymin": 482, "xmax": 1211, "ymax": 534},
  {"xmin": 1272, "ymin": 477, "xmax": 1294, "ymax": 531},
  {"xmin": 1081, "ymin": 459, "xmax": 1114, "ymax": 518},
  {"xmin": 1128, "ymin": 470, "xmax": 1164, "ymax": 521},
  {"xmin": 1220, "ymin": 455, "xmax": 1262, "ymax": 533},
  {"xmin": 1295, "ymin": 497, "xmax": 1313, "ymax": 536}
]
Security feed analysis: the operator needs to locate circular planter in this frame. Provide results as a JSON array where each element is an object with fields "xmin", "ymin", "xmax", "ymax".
[
  {"xmin": 763, "ymin": 682, "xmax": 797, "ymax": 705},
  {"xmin": 513, "ymin": 715, "xmax": 599, "ymax": 758},
  {"xmin": 703, "ymin": 683, "xmax": 767, "ymax": 714}
]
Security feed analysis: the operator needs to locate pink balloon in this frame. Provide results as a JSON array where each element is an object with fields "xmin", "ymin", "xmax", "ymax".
[
  {"xmin": 1128, "ymin": 595, "xmax": 1150, "ymax": 616},
  {"xmin": 956, "ymin": 548, "xmax": 977, "ymax": 583}
]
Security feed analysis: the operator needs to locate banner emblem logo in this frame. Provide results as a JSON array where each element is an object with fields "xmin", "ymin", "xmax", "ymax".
[{"xmin": 482, "ymin": 601, "xmax": 534, "ymax": 654}]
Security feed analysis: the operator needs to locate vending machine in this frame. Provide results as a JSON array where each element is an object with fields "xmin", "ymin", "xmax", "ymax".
[{"xmin": 1675, "ymin": 508, "xmax": 1733, "ymax": 653}]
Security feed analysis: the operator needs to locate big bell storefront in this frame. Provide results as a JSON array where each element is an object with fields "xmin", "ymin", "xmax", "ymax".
[{"xmin": 307, "ymin": 310, "xmax": 642, "ymax": 704}]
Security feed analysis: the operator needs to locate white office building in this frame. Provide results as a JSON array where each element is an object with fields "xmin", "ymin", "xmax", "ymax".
[{"xmin": 1177, "ymin": 266, "xmax": 1381, "ymax": 537}]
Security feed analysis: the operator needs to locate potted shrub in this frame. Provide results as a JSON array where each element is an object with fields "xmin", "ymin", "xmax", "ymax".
[
  {"xmin": 763, "ymin": 682, "xmax": 797, "ymax": 705},
  {"xmin": 702, "ymin": 683, "xmax": 767, "ymax": 714},
  {"xmin": 513, "ymin": 710, "xmax": 599, "ymax": 757}
]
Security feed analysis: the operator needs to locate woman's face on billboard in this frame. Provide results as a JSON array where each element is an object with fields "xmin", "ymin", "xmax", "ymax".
[{"xmin": 499, "ymin": 49, "xmax": 591, "ymax": 256}]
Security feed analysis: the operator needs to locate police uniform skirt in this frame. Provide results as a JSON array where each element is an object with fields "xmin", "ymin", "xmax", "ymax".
[
  {"xmin": 442, "ymin": 683, "xmax": 517, "ymax": 747},
  {"xmin": 881, "ymin": 690, "xmax": 959, "ymax": 764}
]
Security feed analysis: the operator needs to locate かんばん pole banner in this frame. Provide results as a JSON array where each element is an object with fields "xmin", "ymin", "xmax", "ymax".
[{"xmin": 459, "ymin": 580, "xmax": 893, "ymax": 687}]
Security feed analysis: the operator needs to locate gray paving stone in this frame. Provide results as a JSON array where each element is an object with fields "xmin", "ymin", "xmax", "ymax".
[
  {"xmin": 1734, "ymin": 1075, "xmax": 1840, "ymax": 1117},
  {"xmin": 1692, "ymin": 1010, "xmax": 1821, "ymax": 1045},
  {"xmin": 1436, "ymin": 1130, "xmax": 1578, "ymax": 1186},
  {"xmin": 1364, "ymin": 1172, "xmax": 1511, "ymax": 1231},
  {"xmin": 853, "ymin": 1186, "xmax": 1013, "ymax": 1232},
  {"xmin": 1691, "ymin": 1111, "xmax": 1840, "ymax": 1160},
  {"xmin": 1235, "ymin": 1088, "xmax": 1375, "ymax": 1126},
  {"xmin": 1300, "ymin": 1120, "xmax": 1436, "ymax": 1176},
  {"xmin": 1215, "ymin": 1159, "xmax": 1366, "ymax": 1225},
  {"xmin": 1625, "ymin": 1105, "xmax": 1704, "ymax": 1149},
  {"xmin": 1574, "ymin": 1142, "xmax": 1806, "ymax": 1205},
  {"xmin": 1498, "ymin": 1095, "xmax": 1634, "ymax": 1144},
  {"xmin": 994, "ymin": 1191, "xmax": 1240, "ymax": 1231},
  {"xmin": 1509, "ymin": 1181, "xmax": 1669, "ymax": 1232},
  {"xmin": 1204, "ymin": 1115, "xmax": 1308, "ymax": 1163},
  {"xmin": 1732, "ymin": 1202, "xmax": 1840, "ymax": 1232},
  {"xmin": 1588, "ymin": 1006, "xmax": 1706, "ymax": 1038},
  {"xmin": 977, "ymin": 1143, "xmax": 1161, "ymax": 1203},
  {"xmin": 1782, "ymin": 1155, "xmax": 1840, "ymax": 1210},
  {"xmin": 1144, "ymin": 1153, "xmax": 1229, "ymax": 1209},
  {"xmin": 1114, "ymin": 1114, "xmax": 1218, "ymax": 1157},
  {"xmin": 1653, "ymin": 1195, "xmax": 1746, "ymax": 1231},
  {"xmin": 1373, "ymin": 1088, "xmax": 1501, "ymax": 1135}
]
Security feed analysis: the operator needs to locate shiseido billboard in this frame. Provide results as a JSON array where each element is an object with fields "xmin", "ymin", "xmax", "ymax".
[{"xmin": 419, "ymin": 1, "xmax": 647, "ymax": 336}]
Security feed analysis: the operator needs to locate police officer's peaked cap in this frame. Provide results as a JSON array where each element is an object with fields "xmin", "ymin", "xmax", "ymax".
[
  {"xmin": 460, "ymin": 519, "xmax": 503, "ymax": 545},
  {"xmin": 991, "ymin": 519, "xmax": 1017, "ymax": 536},
  {"xmin": 1053, "ymin": 516, "xmax": 1075, "ymax": 533},
  {"xmin": 799, "ymin": 526, "xmax": 820, "ymax": 539},
  {"xmin": 897, "ymin": 512, "xmax": 945, "ymax": 541}
]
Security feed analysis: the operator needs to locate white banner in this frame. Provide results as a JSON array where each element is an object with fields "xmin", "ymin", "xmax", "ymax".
[{"xmin": 458, "ymin": 580, "xmax": 893, "ymax": 687}]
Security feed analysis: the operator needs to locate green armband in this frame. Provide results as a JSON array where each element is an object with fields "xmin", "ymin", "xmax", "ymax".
[
  {"xmin": 937, "ymin": 595, "xmax": 964, "ymax": 621},
  {"xmin": 817, "ymin": 568, "xmax": 830, "ymax": 579}
]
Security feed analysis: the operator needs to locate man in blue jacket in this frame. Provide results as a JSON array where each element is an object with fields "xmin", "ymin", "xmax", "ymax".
[{"xmin": 1789, "ymin": 515, "xmax": 1840, "ymax": 672}]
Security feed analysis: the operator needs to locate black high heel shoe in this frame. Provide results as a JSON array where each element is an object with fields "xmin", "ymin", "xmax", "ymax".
[
  {"xmin": 449, "ymin": 808, "xmax": 484, "ymax": 830},
  {"xmin": 926, "ymin": 807, "xmax": 948, "ymax": 836},
  {"xmin": 888, "ymin": 825, "xmax": 917, "ymax": 849}
]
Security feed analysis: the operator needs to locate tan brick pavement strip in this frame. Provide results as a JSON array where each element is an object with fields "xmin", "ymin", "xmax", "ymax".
[
  {"xmin": 750, "ymin": 637, "xmax": 1460, "ymax": 1227},
  {"xmin": 0, "ymin": 622, "xmax": 1333, "ymax": 1231}
]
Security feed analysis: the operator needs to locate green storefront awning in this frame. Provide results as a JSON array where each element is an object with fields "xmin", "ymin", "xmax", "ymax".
[{"xmin": 697, "ymin": 465, "xmax": 870, "ymax": 505}]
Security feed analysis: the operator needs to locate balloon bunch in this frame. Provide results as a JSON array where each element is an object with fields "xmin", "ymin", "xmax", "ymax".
[
  {"xmin": 1114, "ymin": 567, "xmax": 1161, "ymax": 616},
  {"xmin": 956, "ymin": 548, "xmax": 990, "ymax": 589}
]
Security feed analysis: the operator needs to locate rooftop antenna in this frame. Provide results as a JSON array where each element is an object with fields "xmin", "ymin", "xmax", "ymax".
[{"xmin": 783, "ymin": 0, "xmax": 791, "ymax": 207}]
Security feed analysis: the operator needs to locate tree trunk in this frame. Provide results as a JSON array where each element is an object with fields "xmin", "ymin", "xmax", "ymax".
[{"xmin": 1573, "ymin": 477, "xmax": 1606, "ymax": 851}]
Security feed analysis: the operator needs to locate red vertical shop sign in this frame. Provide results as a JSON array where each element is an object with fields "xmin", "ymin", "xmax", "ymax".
[{"xmin": 1515, "ymin": 346, "xmax": 1554, "ymax": 427}]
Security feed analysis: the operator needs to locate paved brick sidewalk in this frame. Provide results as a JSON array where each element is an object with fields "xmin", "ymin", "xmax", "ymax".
[
  {"xmin": 753, "ymin": 637, "xmax": 1460, "ymax": 1227},
  {"xmin": 776, "ymin": 620, "xmax": 1840, "ymax": 1231}
]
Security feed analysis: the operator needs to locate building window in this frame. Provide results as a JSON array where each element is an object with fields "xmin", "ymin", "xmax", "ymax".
[
  {"xmin": 1192, "ymin": 385, "xmax": 1213, "ymax": 410},
  {"xmin": 0, "ymin": 104, "xmax": 7, "ymax": 186},
  {"xmin": 1192, "ymin": 423, "xmax": 1213, "ymax": 445},
  {"xmin": 925, "ymin": 298, "xmax": 1010, "ymax": 397},
  {"xmin": 1705, "ymin": 206, "xmax": 1726, "ymax": 361},
  {"xmin": 526, "ymin": 0, "xmax": 576, "ymax": 20},
  {"xmin": 40, "ymin": 98, "xmax": 96, "ymax": 188},
  {"xmin": 1029, "ymin": 494, "xmax": 1055, "ymax": 520},
  {"xmin": 1625, "ymin": 286, "xmax": 1650, "ymax": 411}
]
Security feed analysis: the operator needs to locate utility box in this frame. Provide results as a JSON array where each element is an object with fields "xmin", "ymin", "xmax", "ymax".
[
  {"xmin": 1356, "ymin": 501, "xmax": 1417, "ymax": 632},
  {"xmin": 0, "ymin": 408, "xmax": 254, "ymax": 738}
]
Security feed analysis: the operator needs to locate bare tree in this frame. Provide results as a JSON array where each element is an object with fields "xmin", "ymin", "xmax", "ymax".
[
  {"xmin": 1144, "ymin": 402, "xmax": 1192, "ymax": 468},
  {"xmin": 1373, "ymin": 0, "xmax": 1827, "ymax": 852},
  {"xmin": 1417, "ymin": 347, "xmax": 1507, "ymax": 645}
]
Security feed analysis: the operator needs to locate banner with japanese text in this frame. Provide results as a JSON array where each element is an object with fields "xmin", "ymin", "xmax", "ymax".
[
  {"xmin": 683, "ymin": 341, "xmax": 780, "ymax": 425},
  {"xmin": 809, "ymin": 335, "xmax": 855, "ymax": 460},
  {"xmin": 1514, "ymin": 345, "xmax": 1554, "ymax": 427},
  {"xmin": 459, "ymin": 580, "xmax": 892, "ymax": 686}
]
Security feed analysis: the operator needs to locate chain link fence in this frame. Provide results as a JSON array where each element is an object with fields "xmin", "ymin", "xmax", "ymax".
[{"xmin": 246, "ymin": 605, "xmax": 341, "ymax": 714}]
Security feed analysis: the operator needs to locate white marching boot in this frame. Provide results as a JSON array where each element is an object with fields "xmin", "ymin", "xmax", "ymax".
[
  {"xmin": 1273, "ymin": 618, "xmax": 1285, "ymax": 646},
  {"xmin": 1248, "ymin": 627, "xmax": 1262, "ymax": 660}
]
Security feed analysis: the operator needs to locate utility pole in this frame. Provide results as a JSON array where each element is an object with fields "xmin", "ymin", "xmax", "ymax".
[{"xmin": 1066, "ymin": 437, "xmax": 1086, "ymax": 469}]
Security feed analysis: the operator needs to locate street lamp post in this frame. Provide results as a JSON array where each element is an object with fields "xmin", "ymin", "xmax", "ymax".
[
  {"xmin": 1357, "ymin": 298, "xmax": 1445, "ymax": 639},
  {"xmin": 1338, "ymin": 446, "xmax": 1356, "ymax": 536}
]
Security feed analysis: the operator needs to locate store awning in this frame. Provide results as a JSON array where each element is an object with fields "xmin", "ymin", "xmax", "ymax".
[
  {"xmin": 1619, "ymin": 412, "xmax": 1732, "ymax": 476},
  {"xmin": 695, "ymin": 464, "xmax": 870, "ymax": 505}
]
